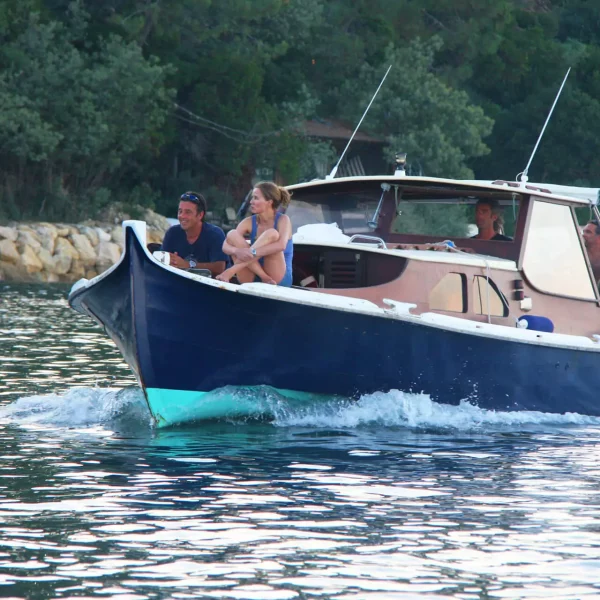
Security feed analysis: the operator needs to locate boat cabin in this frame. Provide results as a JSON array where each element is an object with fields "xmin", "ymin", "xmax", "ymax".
[{"xmin": 283, "ymin": 176, "xmax": 600, "ymax": 336}]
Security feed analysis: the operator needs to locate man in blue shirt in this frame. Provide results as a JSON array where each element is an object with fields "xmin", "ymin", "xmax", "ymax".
[{"xmin": 161, "ymin": 192, "xmax": 227, "ymax": 276}]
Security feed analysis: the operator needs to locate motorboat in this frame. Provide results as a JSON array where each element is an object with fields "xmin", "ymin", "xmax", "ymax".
[{"xmin": 68, "ymin": 170, "xmax": 600, "ymax": 427}]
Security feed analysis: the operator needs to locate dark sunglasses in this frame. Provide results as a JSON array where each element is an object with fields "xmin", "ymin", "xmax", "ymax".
[{"xmin": 180, "ymin": 193, "xmax": 201, "ymax": 203}]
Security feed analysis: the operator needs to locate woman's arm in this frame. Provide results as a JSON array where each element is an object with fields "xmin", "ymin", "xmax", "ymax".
[
  {"xmin": 222, "ymin": 218, "xmax": 251, "ymax": 256},
  {"xmin": 254, "ymin": 214, "xmax": 292, "ymax": 259}
]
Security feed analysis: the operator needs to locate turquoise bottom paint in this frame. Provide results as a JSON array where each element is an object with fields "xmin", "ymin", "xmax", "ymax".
[{"xmin": 145, "ymin": 385, "xmax": 327, "ymax": 428}]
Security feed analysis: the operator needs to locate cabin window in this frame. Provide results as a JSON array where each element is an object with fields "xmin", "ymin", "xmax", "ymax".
[
  {"xmin": 392, "ymin": 198, "xmax": 521, "ymax": 239},
  {"xmin": 429, "ymin": 273, "xmax": 466, "ymax": 313},
  {"xmin": 394, "ymin": 202, "xmax": 472, "ymax": 237},
  {"xmin": 473, "ymin": 276, "xmax": 508, "ymax": 317},
  {"xmin": 523, "ymin": 200, "xmax": 595, "ymax": 299}
]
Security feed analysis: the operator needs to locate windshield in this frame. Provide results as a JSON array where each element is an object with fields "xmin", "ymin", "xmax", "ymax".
[
  {"xmin": 285, "ymin": 182, "xmax": 521, "ymax": 239},
  {"xmin": 286, "ymin": 190, "xmax": 380, "ymax": 234}
]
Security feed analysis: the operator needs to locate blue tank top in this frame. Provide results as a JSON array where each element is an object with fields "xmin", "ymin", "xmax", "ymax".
[{"xmin": 250, "ymin": 212, "xmax": 293, "ymax": 275}]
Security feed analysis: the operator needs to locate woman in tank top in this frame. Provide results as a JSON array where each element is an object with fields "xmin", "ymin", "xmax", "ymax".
[{"xmin": 217, "ymin": 181, "xmax": 293, "ymax": 286}]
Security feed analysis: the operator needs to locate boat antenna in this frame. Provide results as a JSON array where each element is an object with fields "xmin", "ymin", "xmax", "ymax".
[
  {"xmin": 518, "ymin": 68, "xmax": 571, "ymax": 183},
  {"xmin": 325, "ymin": 64, "xmax": 392, "ymax": 181}
]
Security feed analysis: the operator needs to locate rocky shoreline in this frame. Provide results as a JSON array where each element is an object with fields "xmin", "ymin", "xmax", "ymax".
[{"xmin": 0, "ymin": 209, "xmax": 170, "ymax": 283}]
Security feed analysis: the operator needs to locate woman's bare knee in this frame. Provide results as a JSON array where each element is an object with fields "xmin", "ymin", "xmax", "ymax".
[
  {"xmin": 227, "ymin": 230, "xmax": 247, "ymax": 247},
  {"xmin": 266, "ymin": 228, "xmax": 280, "ymax": 241},
  {"xmin": 254, "ymin": 228, "xmax": 279, "ymax": 247}
]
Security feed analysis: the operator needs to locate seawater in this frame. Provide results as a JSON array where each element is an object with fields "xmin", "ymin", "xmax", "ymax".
[{"xmin": 1, "ymin": 284, "xmax": 600, "ymax": 600}]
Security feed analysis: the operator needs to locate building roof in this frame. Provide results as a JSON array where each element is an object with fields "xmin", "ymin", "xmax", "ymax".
[{"xmin": 301, "ymin": 119, "xmax": 384, "ymax": 143}]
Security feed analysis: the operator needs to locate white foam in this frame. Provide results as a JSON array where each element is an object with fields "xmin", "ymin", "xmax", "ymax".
[
  {"xmin": 271, "ymin": 389, "xmax": 600, "ymax": 430},
  {"xmin": 0, "ymin": 386, "xmax": 151, "ymax": 431},
  {"xmin": 3, "ymin": 386, "xmax": 599, "ymax": 432}
]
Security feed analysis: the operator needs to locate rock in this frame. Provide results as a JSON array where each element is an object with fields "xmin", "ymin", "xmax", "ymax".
[
  {"xmin": 37, "ymin": 247, "xmax": 56, "ymax": 273},
  {"xmin": 69, "ymin": 233, "xmax": 96, "ymax": 267},
  {"xmin": 0, "ymin": 239, "xmax": 20, "ymax": 264},
  {"xmin": 110, "ymin": 226, "xmax": 125, "ymax": 247},
  {"xmin": 55, "ymin": 225, "xmax": 70, "ymax": 237},
  {"xmin": 69, "ymin": 260, "xmax": 86, "ymax": 280},
  {"xmin": 144, "ymin": 208, "xmax": 171, "ymax": 232},
  {"xmin": 17, "ymin": 230, "xmax": 42, "ymax": 252},
  {"xmin": 0, "ymin": 226, "xmax": 18, "ymax": 242},
  {"xmin": 96, "ymin": 204, "xmax": 132, "ymax": 225},
  {"xmin": 20, "ymin": 245, "xmax": 43, "ymax": 273},
  {"xmin": 54, "ymin": 236, "xmax": 80, "ymax": 276},
  {"xmin": 0, "ymin": 210, "xmax": 176, "ymax": 282},
  {"xmin": 96, "ymin": 241, "xmax": 121, "ymax": 272},
  {"xmin": 0, "ymin": 261, "xmax": 25, "ymax": 282},
  {"xmin": 96, "ymin": 227, "xmax": 111, "ymax": 243},
  {"xmin": 147, "ymin": 229, "xmax": 165, "ymax": 244},
  {"xmin": 52, "ymin": 253, "xmax": 72, "ymax": 275},
  {"xmin": 55, "ymin": 236, "xmax": 80, "ymax": 259},
  {"xmin": 35, "ymin": 224, "xmax": 58, "ymax": 254},
  {"xmin": 81, "ymin": 226, "xmax": 100, "ymax": 247}
]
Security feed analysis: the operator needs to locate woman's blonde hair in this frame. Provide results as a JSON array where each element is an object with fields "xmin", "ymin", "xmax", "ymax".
[{"xmin": 255, "ymin": 181, "xmax": 291, "ymax": 210}]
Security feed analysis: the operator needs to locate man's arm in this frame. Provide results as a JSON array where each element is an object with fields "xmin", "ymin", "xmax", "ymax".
[
  {"xmin": 160, "ymin": 227, "xmax": 189, "ymax": 269},
  {"xmin": 169, "ymin": 254, "xmax": 225, "ymax": 275},
  {"xmin": 194, "ymin": 260, "xmax": 226, "ymax": 276},
  {"xmin": 205, "ymin": 226, "xmax": 229, "ymax": 275}
]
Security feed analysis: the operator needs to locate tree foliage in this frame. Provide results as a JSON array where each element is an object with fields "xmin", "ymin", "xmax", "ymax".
[
  {"xmin": 1, "ymin": 0, "xmax": 600, "ymax": 221},
  {"xmin": 338, "ymin": 39, "xmax": 493, "ymax": 178},
  {"xmin": 0, "ymin": 4, "xmax": 173, "ymax": 219}
]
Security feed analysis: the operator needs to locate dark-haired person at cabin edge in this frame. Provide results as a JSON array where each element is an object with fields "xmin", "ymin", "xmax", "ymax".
[
  {"xmin": 216, "ymin": 182, "xmax": 293, "ymax": 286},
  {"xmin": 471, "ymin": 199, "xmax": 512, "ymax": 241},
  {"xmin": 582, "ymin": 219, "xmax": 600, "ymax": 286},
  {"xmin": 160, "ymin": 192, "xmax": 227, "ymax": 276}
]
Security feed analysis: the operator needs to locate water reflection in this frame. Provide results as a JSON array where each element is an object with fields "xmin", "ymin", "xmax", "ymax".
[
  {"xmin": 1, "ymin": 418, "xmax": 600, "ymax": 599},
  {"xmin": 0, "ymin": 283, "xmax": 136, "ymax": 403},
  {"xmin": 2, "ymin": 285, "xmax": 600, "ymax": 599}
]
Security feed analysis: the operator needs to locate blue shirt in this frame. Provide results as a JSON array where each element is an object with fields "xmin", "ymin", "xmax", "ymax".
[{"xmin": 161, "ymin": 223, "xmax": 228, "ymax": 264}]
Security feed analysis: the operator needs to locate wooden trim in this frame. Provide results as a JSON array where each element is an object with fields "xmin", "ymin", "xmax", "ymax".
[{"xmin": 516, "ymin": 195, "xmax": 532, "ymax": 269}]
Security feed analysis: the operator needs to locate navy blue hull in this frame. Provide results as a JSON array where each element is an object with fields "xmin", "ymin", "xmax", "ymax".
[{"xmin": 70, "ymin": 226, "xmax": 600, "ymax": 419}]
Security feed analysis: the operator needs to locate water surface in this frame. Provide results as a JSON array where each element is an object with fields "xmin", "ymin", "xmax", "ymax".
[{"xmin": 1, "ymin": 283, "xmax": 600, "ymax": 600}]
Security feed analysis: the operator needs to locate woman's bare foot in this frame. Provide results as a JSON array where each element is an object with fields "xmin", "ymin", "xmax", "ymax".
[
  {"xmin": 216, "ymin": 267, "xmax": 275, "ymax": 285},
  {"xmin": 216, "ymin": 268, "xmax": 235, "ymax": 282}
]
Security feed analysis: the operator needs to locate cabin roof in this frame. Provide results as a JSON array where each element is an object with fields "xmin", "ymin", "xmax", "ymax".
[
  {"xmin": 480, "ymin": 180, "xmax": 600, "ymax": 206},
  {"xmin": 287, "ymin": 176, "xmax": 597, "ymax": 207}
]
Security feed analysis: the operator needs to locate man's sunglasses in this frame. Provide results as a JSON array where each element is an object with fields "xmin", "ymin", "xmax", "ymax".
[{"xmin": 180, "ymin": 193, "xmax": 201, "ymax": 203}]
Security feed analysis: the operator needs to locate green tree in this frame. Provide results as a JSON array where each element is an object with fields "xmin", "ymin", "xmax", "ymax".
[
  {"xmin": 104, "ymin": 0, "xmax": 328, "ymax": 213},
  {"xmin": 338, "ymin": 39, "xmax": 493, "ymax": 179},
  {"xmin": 470, "ymin": 5, "xmax": 600, "ymax": 185},
  {"xmin": 0, "ymin": 6, "xmax": 173, "ymax": 219}
]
